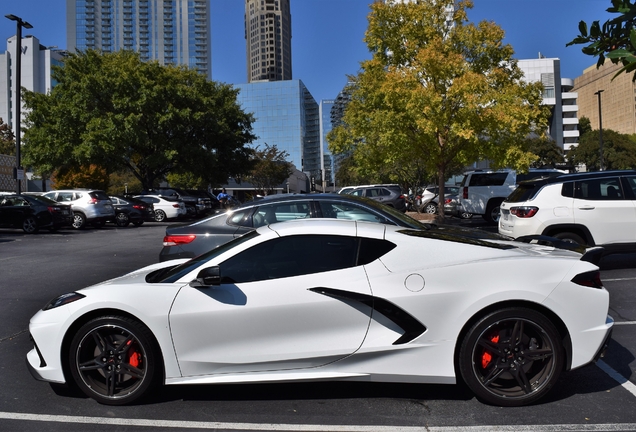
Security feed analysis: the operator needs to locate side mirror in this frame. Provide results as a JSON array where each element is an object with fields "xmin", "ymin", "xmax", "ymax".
[{"xmin": 189, "ymin": 266, "xmax": 221, "ymax": 287}]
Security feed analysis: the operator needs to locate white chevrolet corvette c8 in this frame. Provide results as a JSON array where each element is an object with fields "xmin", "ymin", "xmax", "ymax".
[{"xmin": 27, "ymin": 219, "xmax": 613, "ymax": 407}]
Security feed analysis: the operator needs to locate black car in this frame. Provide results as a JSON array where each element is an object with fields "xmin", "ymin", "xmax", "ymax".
[
  {"xmin": 159, "ymin": 193, "xmax": 429, "ymax": 262},
  {"xmin": 0, "ymin": 194, "xmax": 73, "ymax": 233},
  {"xmin": 109, "ymin": 196, "xmax": 156, "ymax": 227},
  {"xmin": 142, "ymin": 188, "xmax": 211, "ymax": 217}
]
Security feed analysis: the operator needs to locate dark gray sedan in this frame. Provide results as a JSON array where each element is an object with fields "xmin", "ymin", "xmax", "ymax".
[{"xmin": 159, "ymin": 193, "xmax": 429, "ymax": 261}]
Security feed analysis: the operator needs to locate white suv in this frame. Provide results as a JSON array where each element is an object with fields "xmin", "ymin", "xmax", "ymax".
[
  {"xmin": 499, "ymin": 170, "xmax": 636, "ymax": 250},
  {"xmin": 459, "ymin": 169, "xmax": 566, "ymax": 224}
]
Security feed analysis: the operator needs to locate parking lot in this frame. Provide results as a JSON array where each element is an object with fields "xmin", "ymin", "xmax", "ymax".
[{"xmin": 1, "ymin": 219, "xmax": 636, "ymax": 431}]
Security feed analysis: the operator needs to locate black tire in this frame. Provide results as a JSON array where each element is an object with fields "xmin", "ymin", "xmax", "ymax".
[
  {"xmin": 68, "ymin": 316, "xmax": 160, "ymax": 405},
  {"xmin": 423, "ymin": 202, "xmax": 438, "ymax": 214},
  {"xmin": 132, "ymin": 220, "xmax": 144, "ymax": 227},
  {"xmin": 458, "ymin": 307, "xmax": 564, "ymax": 407},
  {"xmin": 553, "ymin": 231, "xmax": 585, "ymax": 246},
  {"xmin": 484, "ymin": 200, "xmax": 503, "ymax": 225},
  {"xmin": 22, "ymin": 216, "xmax": 39, "ymax": 234},
  {"xmin": 154, "ymin": 209, "xmax": 167, "ymax": 222},
  {"xmin": 72, "ymin": 212, "xmax": 86, "ymax": 230},
  {"xmin": 115, "ymin": 212, "xmax": 130, "ymax": 227}
]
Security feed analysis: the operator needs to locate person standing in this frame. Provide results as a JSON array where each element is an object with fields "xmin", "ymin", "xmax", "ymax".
[{"xmin": 217, "ymin": 188, "xmax": 229, "ymax": 209}]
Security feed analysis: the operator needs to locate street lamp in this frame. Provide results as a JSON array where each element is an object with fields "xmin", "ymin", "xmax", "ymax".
[
  {"xmin": 594, "ymin": 89, "xmax": 604, "ymax": 171},
  {"xmin": 5, "ymin": 14, "xmax": 33, "ymax": 194}
]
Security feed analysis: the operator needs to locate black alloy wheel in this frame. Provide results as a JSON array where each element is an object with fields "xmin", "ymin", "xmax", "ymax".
[
  {"xmin": 115, "ymin": 212, "xmax": 130, "ymax": 227},
  {"xmin": 458, "ymin": 307, "xmax": 564, "ymax": 407},
  {"xmin": 22, "ymin": 216, "xmax": 39, "ymax": 233},
  {"xmin": 69, "ymin": 316, "xmax": 160, "ymax": 405}
]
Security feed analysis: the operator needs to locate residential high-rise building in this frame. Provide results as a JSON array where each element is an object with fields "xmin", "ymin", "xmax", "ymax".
[
  {"xmin": 66, "ymin": 0, "xmax": 212, "ymax": 79},
  {"xmin": 244, "ymin": 0, "xmax": 292, "ymax": 82}
]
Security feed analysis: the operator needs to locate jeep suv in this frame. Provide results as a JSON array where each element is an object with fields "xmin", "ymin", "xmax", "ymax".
[
  {"xmin": 43, "ymin": 189, "xmax": 115, "ymax": 229},
  {"xmin": 499, "ymin": 170, "xmax": 636, "ymax": 250},
  {"xmin": 459, "ymin": 169, "xmax": 567, "ymax": 224}
]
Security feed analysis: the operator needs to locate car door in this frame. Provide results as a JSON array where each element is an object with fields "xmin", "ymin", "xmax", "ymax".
[
  {"xmin": 169, "ymin": 233, "xmax": 372, "ymax": 377},
  {"xmin": 0, "ymin": 197, "xmax": 19, "ymax": 227},
  {"xmin": 572, "ymin": 176, "xmax": 636, "ymax": 245}
]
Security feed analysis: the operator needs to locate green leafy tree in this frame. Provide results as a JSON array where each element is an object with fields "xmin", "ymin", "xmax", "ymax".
[
  {"xmin": 22, "ymin": 50, "xmax": 255, "ymax": 191},
  {"xmin": 523, "ymin": 135, "xmax": 565, "ymax": 168},
  {"xmin": 328, "ymin": 0, "xmax": 548, "ymax": 216},
  {"xmin": 568, "ymin": 128, "xmax": 636, "ymax": 169},
  {"xmin": 579, "ymin": 116, "xmax": 593, "ymax": 136},
  {"xmin": 0, "ymin": 117, "xmax": 14, "ymax": 156},
  {"xmin": 567, "ymin": 0, "xmax": 636, "ymax": 80},
  {"xmin": 245, "ymin": 143, "xmax": 293, "ymax": 195}
]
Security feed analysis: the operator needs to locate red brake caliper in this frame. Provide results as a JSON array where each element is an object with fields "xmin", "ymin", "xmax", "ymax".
[
  {"xmin": 481, "ymin": 333, "xmax": 499, "ymax": 368},
  {"xmin": 127, "ymin": 340, "xmax": 141, "ymax": 368}
]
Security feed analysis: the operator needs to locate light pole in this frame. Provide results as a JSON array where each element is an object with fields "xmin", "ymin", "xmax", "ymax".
[
  {"xmin": 5, "ymin": 14, "xmax": 33, "ymax": 194},
  {"xmin": 594, "ymin": 89, "xmax": 604, "ymax": 171}
]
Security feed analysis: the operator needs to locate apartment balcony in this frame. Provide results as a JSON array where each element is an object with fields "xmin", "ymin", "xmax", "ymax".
[
  {"xmin": 563, "ymin": 130, "xmax": 580, "ymax": 138},
  {"xmin": 562, "ymin": 105, "xmax": 578, "ymax": 113},
  {"xmin": 562, "ymin": 117, "xmax": 579, "ymax": 125}
]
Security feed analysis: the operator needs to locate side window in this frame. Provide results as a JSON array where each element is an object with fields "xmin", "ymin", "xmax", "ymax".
[
  {"xmin": 366, "ymin": 188, "xmax": 381, "ymax": 197},
  {"xmin": 561, "ymin": 182, "xmax": 574, "ymax": 198},
  {"xmin": 228, "ymin": 209, "xmax": 252, "ymax": 227},
  {"xmin": 253, "ymin": 202, "xmax": 311, "ymax": 227},
  {"xmin": 469, "ymin": 173, "xmax": 509, "ymax": 186},
  {"xmin": 575, "ymin": 177, "xmax": 623, "ymax": 200},
  {"xmin": 220, "ymin": 235, "xmax": 359, "ymax": 283},
  {"xmin": 623, "ymin": 176, "xmax": 636, "ymax": 199},
  {"xmin": 318, "ymin": 201, "xmax": 390, "ymax": 224},
  {"xmin": 58, "ymin": 192, "xmax": 74, "ymax": 202},
  {"xmin": 349, "ymin": 189, "xmax": 364, "ymax": 197}
]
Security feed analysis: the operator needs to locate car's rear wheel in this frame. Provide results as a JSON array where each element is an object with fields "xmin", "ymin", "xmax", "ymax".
[
  {"xmin": 115, "ymin": 212, "xmax": 130, "ymax": 227},
  {"xmin": 22, "ymin": 216, "xmax": 39, "ymax": 233},
  {"xmin": 458, "ymin": 307, "xmax": 564, "ymax": 407},
  {"xmin": 423, "ymin": 202, "xmax": 438, "ymax": 214},
  {"xmin": 69, "ymin": 316, "xmax": 160, "ymax": 405},
  {"xmin": 553, "ymin": 232, "xmax": 585, "ymax": 246},
  {"xmin": 484, "ymin": 200, "xmax": 503, "ymax": 225},
  {"xmin": 72, "ymin": 212, "xmax": 86, "ymax": 230},
  {"xmin": 154, "ymin": 210, "xmax": 167, "ymax": 222},
  {"xmin": 460, "ymin": 211, "xmax": 473, "ymax": 219}
]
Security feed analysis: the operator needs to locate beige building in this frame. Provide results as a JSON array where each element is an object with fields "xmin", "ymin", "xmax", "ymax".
[{"xmin": 573, "ymin": 61, "xmax": 636, "ymax": 135}]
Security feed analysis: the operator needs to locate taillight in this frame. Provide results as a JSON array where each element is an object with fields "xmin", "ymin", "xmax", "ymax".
[
  {"xmin": 510, "ymin": 206, "xmax": 538, "ymax": 218},
  {"xmin": 47, "ymin": 206, "xmax": 61, "ymax": 213},
  {"xmin": 444, "ymin": 198, "xmax": 453, "ymax": 204},
  {"xmin": 571, "ymin": 270, "xmax": 603, "ymax": 289},
  {"xmin": 172, "ymin": 203, "xmax": 180, "ymax": 208},
  {"xmin": 163, "ymin": 235, "xmax": 196, "ymax": 247},
  {"xmin": 88, "ymin": 198, "xmax": 99, "ymax": 205},
  {"xmin": 462, "ymin": 187, "xmax": 468, "ymax": 199},
  {"xmin": 133, "ymin": 204, "xmax": 144, "ymax": 210}
]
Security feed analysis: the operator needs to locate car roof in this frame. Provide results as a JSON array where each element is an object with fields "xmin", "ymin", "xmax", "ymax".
[{"xmin": 521, "ymin": 170, "xmax": 636, "ymax": 186}]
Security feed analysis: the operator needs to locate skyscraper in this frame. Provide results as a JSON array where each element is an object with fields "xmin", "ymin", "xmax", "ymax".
[
  {"xmin": 66, "ymin": 0, "xmax": 212, "ymax": 79},
  {"xmin": 244, "ymin": 0, "xmax": 292, "ymax": 82}
]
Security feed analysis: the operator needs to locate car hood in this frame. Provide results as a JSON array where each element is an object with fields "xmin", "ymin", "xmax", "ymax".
[{"xmin": 86, "ymin": 259, "xmax": 190, "ymax": 290}]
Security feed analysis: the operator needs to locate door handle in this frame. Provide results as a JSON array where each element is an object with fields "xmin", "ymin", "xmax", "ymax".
[{"xmin": 578, "ymin": 206, "xmax": 595, "ymax": 210}]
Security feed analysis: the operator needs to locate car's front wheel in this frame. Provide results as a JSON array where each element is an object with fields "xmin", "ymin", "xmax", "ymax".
[
  {"xmin": 115, "ymin": 212, "xmax": 130, "ymax": 227},
  {"xmin": 154, "ymin": 209, "xmax": 167, "ymax": 222},
  {"xmin": 72, "ymin": 212, "xmax": 86, "ymax": 229},
  {"xmin": 458, "ymin": 307, "xmax": 564, "ymax": 407},
  {"xmin": 423, "ymin": 202, "xmax": 438, "ymax": 214},
  {"xmin": 68, "ymin": 316, "xmax": 160, "ymax": 405},
  {"xmin": 22, "ymin": 216, "xmax": 39, "ymax": 233}
]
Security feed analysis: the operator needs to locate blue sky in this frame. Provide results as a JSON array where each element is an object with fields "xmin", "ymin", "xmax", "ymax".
[{"xmin": 0, "ymin": 0, "xmax": 614, "ymax": 103}]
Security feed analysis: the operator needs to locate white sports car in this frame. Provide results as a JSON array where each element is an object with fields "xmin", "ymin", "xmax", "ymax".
[{"xmin": 27, "ymin": 219, "xmax": 613, "ymax": 407}]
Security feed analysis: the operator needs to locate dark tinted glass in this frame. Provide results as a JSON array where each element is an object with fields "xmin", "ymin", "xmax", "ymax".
[
  {"xmin": 561, "ymin": 182, "xmax": 574, "ymax": 198},
  {"xmin": 574, "ymin": 177, "xmax": 622, "ymax": 200},
  {"xmin": 505, "ymin": 184, "xmax": 540, "ymax": 203},
  {"xmin": 468, "ymin": 173, "xmax": 508, "ymax": 186},
  {"xmin": 358, "ymin": 238, "xmax": 396, "ymax": 265}
]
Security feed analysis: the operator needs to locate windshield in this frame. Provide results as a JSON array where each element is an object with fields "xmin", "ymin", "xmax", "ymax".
[{"xmin": 147, "ymin": 230, "xmax": 261, "ymax": 283}]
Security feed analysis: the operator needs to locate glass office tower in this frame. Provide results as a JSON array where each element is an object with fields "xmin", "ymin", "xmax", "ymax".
[
  {"xmin": 235, "ymin": 80, "xmax": 320, "ymax": 179},
  {"xmin": 319, "ymin": 99, "xmax": 335, "ymax": 190},
  {"xmin": 66, "ymin": 0, "xmax": 212, "ymax": 79}
]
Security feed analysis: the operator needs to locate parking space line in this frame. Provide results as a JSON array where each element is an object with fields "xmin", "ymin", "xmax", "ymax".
[
  {"xmin": 1, "ymin": 412, "xmax": 636, "ymax": 431},
  {"xmin": 613, "ymin": 321, "xmax": 636, "ymax": 325},
  {"xmin": 597, "ymin": 360, "xmax": 636, "ymax": 399},
  {"xmin": 603, "ymin": 277, "xmax": 636, "ymax": 282}
]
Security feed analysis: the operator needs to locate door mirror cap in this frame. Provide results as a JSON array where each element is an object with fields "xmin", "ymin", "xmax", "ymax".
[{"xmin": 190, "ymin": 266, "xmax": 221, "ymax": 287}]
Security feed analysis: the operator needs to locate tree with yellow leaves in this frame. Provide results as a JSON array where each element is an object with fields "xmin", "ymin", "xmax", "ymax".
[{"xmin": 328, "ymin": 0, "xmax": 550, "ymax": 216}]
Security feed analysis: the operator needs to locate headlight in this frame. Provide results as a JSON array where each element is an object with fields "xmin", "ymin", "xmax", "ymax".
[{"xmin": 43, "ymin": 292, "xmax": 86, "ymax": 310}]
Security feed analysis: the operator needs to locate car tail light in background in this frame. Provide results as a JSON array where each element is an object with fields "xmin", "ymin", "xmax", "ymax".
[
  {"xmin": 444, "ymin": 198, "xmax": 453, "ymax": 205},
  {"xmin": 87, "ymin": 197, "xmax": 99, "ymax": 205},
  {"xmin": 172, "ymin": 204, "xmax": 180, "ymax": 208},
  {"xmin": 462, "ymin": 187, "xmax": 468, "ymax": 199},
  {"xmin": 47, "ymin": 206, "xmax": 62, "ymax": 213},
  {"xmin": 510, "ymin": 206, "xmax": 539, "ymax": 218},
  {"xmin": 163, "ymin": 235, "xmax": 196, "ymax": 247},
  {"xmin": 571, "ymin": 270, "xmax": 603, "ymax": 289},
  {"xmin": 133, "ymin": 204, "xmax": 145, "ymax": 210}
]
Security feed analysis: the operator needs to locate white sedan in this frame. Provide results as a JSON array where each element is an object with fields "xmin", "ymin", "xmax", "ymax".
[
  {"xmin": 27, "ymin": 219, "xmax": 613, "ymax": 407},
  {"xmin": 134, "ymin": 194, "xmax": 186, "ymax": 221}
]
